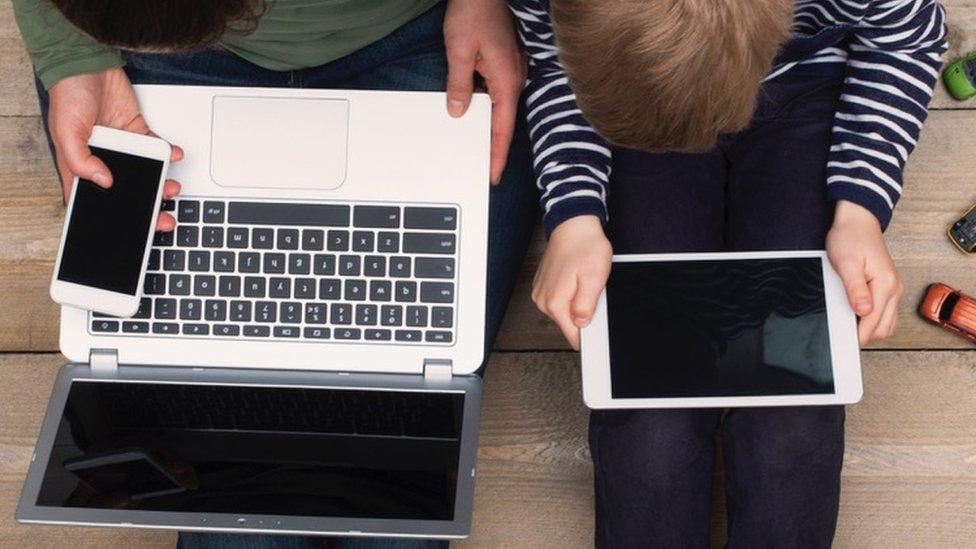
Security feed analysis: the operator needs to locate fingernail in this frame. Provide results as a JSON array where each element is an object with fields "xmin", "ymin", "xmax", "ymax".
[
  {"xmin": 92, "ymin": 172, "xmax": 110, "ymax": 186},
  {"xmin": 448, "ymin": 99, "xmax": 464, "ymax": 117},
  {"xmin": 573, "ymin": 317, "xmax": 591, "ymax": 328}
]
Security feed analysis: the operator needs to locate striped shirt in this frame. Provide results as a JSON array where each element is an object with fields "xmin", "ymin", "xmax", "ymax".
[{"xmin": 508, "ymin": 0, "xmax": 948, "ymax": 236}]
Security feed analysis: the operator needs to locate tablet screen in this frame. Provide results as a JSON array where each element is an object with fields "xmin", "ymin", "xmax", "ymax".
[{"xmin": 606, "ymin": 257, "xmax": 835, "ymax": 399}]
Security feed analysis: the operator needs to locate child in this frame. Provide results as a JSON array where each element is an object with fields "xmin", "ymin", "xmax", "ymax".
[{"xmin": 508, "ymin": 0, "xmax": 946, "ymax": 545}]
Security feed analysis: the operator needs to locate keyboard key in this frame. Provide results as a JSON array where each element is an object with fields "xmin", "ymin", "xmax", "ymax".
[
  {"xmin": 203, "ymin": 201, "xmax": 225, "ymax": 223},
  {"xmin": 148, "ymin": 249, "xmax": 161, "ymax": 271},
  {"xmin": 302, "ymin": 229, "xmax": 324, "ymax": 251},
  {"xmin": 188, "ymin": 251, "xmax": 210, "ymax": 272},
  {"xmin": 214, "ymin": 324, "xmax": 240, "ymax": 337},
  {"xmin": 213, "ymin": 251, "xmax": 235, "ymax": 272},
  {"xmin": 253, "ymin": 228, "xmax": 274, "ymax": 249},
  {"xmin": 152, "ymin": 322, "xmax": 179, "ymax": 335},
  {"xmin": 421, "ymin": 282, "xmax": 455, "ymax": 303},
  {"xmin": 304, "ymin": 327, "xmax": 331, "ymax": 339},
  {"xmin": 202, "ymin": 226, "xmax": 224, "ymax": 248},
  {"xmin": 415, "ymin": 257, "xmax": 456, "ymax": 279},
  {"xmin": 381, "ymin": 305, "xmax": 403, "ymax": 326},
  {"xmin": 334, "ymin": 328, "xmax": 362, "ymax": 340},
  {"xmin": 403, "ymin": 233, "xmax": 455, "ymax": 255},
  {"xmin": 305, "ymin": 303, "xmax": 327, "ymax": 324},
  {"xmin": 163, "ymin": 249, "xmax": 185, "ymax": 271},
  {"xmin": 366, "ymin": 329, "xmax": 392, "ymax": 341},
  {"xmin": 345, "ymin": 279, "xmax": 367, "ymax": 301},
  {"xmin": 319, "ymin": 279, "xmax": 341, "ymax": 300},
  {"xmin": 364, "ymin": 256, "xmax": 386, "ymax": 277},
  {"xmin": 280, "ymin": 302, "xmax": 302, "ymax": 324},
  {"xmin": 161, "ymin": 199, "xmax": 176, "ymax": 211},
  {"xmin": 270, "ymin": 277, "xmax": 291, "ymax": 298},
  {"xmin": 289, "ymin": 253, "xmax": 311, "ymax": 275},
  {"xmin": 331, "ymin": 304, "xmax": 352, "ymax": 325},
  {"xmin": 352, "ymin": 231, "xmax": 374, "ymax": 252},
  {"xmin": 244, "ymin": 277, "xmax": 266, "ymax": 297},
  {"xmin": 274, "ymin": 326, "xmax": 299, "ymax": 338},
  {"xmin": 177, "ymin": 225, "xmax": 199, "ymax": 247},
  {"xmin": 370, "ymin": 280, "xmax": 392, "ymax": 302},
  {"xmin": 227, "ymin": 227, "xmax": 249, "ymax": 249},
  {"xmin": 92, "ymin": 320, "xmax": 120, "ymax": 333},
  {"xmin": 263, "ymin": 253, "xmax": 286, "ymax": 274},
  {"xmin": 145, "ymin": 273, "xmax": 166, "ymax": 295},
  {"xmin": 194, "ymin": 275, "xmax": 216, "ymax": 296},
  {"xmin": 256, "ymin": 301, "xmax": 277, "ymax": 323},
  {"xmin": 396, "ymin": 281, "xmax": 418, "ymax": 303},
  {"xmin": 377, "ymin": 232, "xmax": 399, "ymax": 253},
  {"xmin": 183, "ymin": 323, "xmax": 209, "ymax": 336},
  {"xmin": 353, "ymin": 205, "xmax": 400, "ymax": 228},
  {"xmin": 178, "ymin": 200, "xmax": 200, "ymax": 223},
  {"xmin": 313, "ymin": 254, "xmax": 336, "ymax": 275},
  {"xmin": 277, "ymin": 228, "xmax": 299, "ymax": 250},
  {"xmin": 432, "ymin": 307, "xmax": 454, "ymax": 328},
  {"xmin": 238, "ymin": 252, "xmax": 260, "ymax": 273},
  {"xmin": 356, "ymin": 304, "xmax": 377, "ymax": 326},
  {"xmin": 230, "ymin": 301, "xmax": 252, "ymax": 322},
  {"xmin": 133, "ymin": 297, "xmax": 151, "ymax": 319},
  {"xmin": 294, "ymin": 278, "xmax": 316, "ymax": 299},
  {"xmin": 395, "ymin": 329, "xmax": 422, "ymax": 342},
  {"xmin": 389, "ymin": 257, "xmax": 411, "ymax": 278},
  {"xmin": 228, "ymin": 202, "xmax": 350, "ymax": 227},
  {"xmin": 205, "ymin": 300, "xmax": 227, "ymax": 321},
  {"xmin": 406, "ymin": 306, "xmax": 428, "ymax": 327},
  {"xmin": 169, "ymin": 274, "xmax": 191, "ymax": 296},
  {"xmin": 404, "ymin": 207, "xmax": 458, "ymax": 230},
  {"xmin": 244, "ymin": 325, "xmax": 270, "ymax": 337},
  {"xmin": 328, "ymin": 230, "xmax": 350, "ymax": 251},
  {"xmin": 426, "ymin": 331, "xmax": 453, "ymax": 343},
  {"xmin": 179, "ymin": 299, "xmax": 202, "ymax": 320},
  {"xmin": 153, "ymin": 230, "xmax": 174, "ymax": 247},
  {"xmin": 122, "ymin": 321, "xmax": 150, "ymax": 333},
  {"xmin": 339, "ymin": 255, "xmax": 361, "ymax": 276},
  {"xmin": 155, "ymin": 298, "xmax": 177, "ymax": 319},
  {"xmin": 219, "ymin": 275, "xmax": 242, "ymax": 297}
]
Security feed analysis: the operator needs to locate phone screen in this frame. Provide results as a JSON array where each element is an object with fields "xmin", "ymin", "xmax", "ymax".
[{"xmin": 57, "ymin": 147, "xmax": 164, "ymax": 296}]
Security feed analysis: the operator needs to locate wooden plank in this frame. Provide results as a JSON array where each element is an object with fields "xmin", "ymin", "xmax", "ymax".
[{"xmin": 1, "ymin": 351, "xmax": 974, "ymax": 547}]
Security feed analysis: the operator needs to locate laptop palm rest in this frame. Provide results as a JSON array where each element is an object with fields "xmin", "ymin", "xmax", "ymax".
[{"xmin": 210, "ymin": 96, "xmax": 349, "ymax": 190}]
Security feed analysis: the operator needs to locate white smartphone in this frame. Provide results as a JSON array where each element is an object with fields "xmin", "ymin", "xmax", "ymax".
[{"xmin": 50, "ymin": 125, "xmax": 171, "ymax": 318}]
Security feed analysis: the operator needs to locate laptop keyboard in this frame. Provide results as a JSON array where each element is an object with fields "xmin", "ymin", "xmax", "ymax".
[{"xmin": 90, "ymin": 198, "xmax": 459, "ymax": 345}]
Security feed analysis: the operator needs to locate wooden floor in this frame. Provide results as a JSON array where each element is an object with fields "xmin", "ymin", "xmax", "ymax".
[{"xmin": 1, "ymin": 2, "xmax": 975, "ymax": 547}]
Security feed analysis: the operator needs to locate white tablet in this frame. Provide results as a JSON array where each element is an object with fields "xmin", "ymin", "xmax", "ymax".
[{"xmin": 581, "ymin": 251, "xmax": 862, "ymax": 409}]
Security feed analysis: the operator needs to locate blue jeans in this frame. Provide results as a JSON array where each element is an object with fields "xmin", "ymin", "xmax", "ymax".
[
  {"xmin": 35, "ymin": 3, "xmax": 537, "ymax": 548},
  {"xmin": 592, "ymin": 67, "xmax": 848, "ymax": 548}
]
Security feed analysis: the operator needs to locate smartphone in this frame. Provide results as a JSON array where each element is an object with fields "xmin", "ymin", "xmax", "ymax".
[{"xmin": 50, "ymin": 125, "xmax": 171, "ymax": 317}]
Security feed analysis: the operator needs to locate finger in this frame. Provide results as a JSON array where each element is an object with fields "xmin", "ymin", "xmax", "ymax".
[
  {"xmin": 873, "ymin": 295, "xmax": 900, "ymax": 340},
  {"xmin": 486, "ymin": 76, "xmax": 518, "ymax": 185},
  {"xmin": 156, "ymin": 212, "xmax": 176, "ymax": 232},
  {"xmin": 54, "ymin": 125, "xmax": 112, "ymax": 188},
  {"xmin": 833, "ymin": 257, "xmax": 873, "ymax": 317},
  {"xmin": 571, "ymin": 271, "xmax": 606, "ymax": 328},
  {"xmin": 56, "ymin": 153, "xmax": 75, "ymax": 203},
  {"xmin": 445, "ymin": 45, "xmax": 477, "ymax": 117},
  {"xmin": 857, "ymin": 278, "xmax": 890, "ymax": 346},
  {"xmin": 544, "ymin": 276, "xmax": 580, "ymax": 350},
  {"xmin": 146, "ymin": 130, "xmax": 184, "ymax": 163},
  {"xmin": 162, "ymin": 180, "xmax": 182, "ymax": 199}
]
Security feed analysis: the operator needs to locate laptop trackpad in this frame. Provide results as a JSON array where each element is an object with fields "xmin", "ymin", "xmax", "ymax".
[{"xmin": 210, "ymin": 96, "xmax": 348, "ymax": 190}]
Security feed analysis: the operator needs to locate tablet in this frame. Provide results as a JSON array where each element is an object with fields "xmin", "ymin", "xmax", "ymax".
[{"xmin": 581, "ymin": 251, "xmax": 862, "ymax": 409}]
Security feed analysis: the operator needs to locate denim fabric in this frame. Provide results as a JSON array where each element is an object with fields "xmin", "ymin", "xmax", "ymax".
[
  {"xmin": 591, "ymin": 68, "xmax": 849, "ymax": 548},
  {"xmin": 33, "ymin": 3, "xmax": 537, "ymax": 548}
]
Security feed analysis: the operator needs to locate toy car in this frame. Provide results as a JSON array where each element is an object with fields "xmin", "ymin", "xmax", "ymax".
[
  {"xmin": 943, "ymin": 50, "xmax": 976, "ymax": 100},
  {"xmin": 918, "ymin": 283, "xmax": 976, "ymax": 342}
]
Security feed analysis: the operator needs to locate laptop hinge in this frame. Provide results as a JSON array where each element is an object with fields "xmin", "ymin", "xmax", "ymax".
[
  {"xmin": 423, "ymin": 359, "xmax": 453, "ymax": 382},
  {"xmin": 89, "ymin": 348, "xmax": 119, "ymax": 377}
]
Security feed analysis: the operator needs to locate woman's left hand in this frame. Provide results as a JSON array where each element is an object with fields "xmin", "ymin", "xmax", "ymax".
[
  {"xmin": 826, "ymin": 200, "xmax": 905, "ymax": 346},
  {"xmin": 444, "ymin": 0, "xmax": 526, "ymax": 184}
]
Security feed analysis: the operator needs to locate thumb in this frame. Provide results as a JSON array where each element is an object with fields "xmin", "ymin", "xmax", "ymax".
[
  {"xmin": 56, "ymin": 124, "xmax": 112, "ymax": 189},
  {"xmin": 571, "ymin": 272, "xmax": 605, "ymax": 327},
  {"xmin": 445, "ymin": 47, "xmax": 476, "ymax": 118},
  {"xmin": 834, "ymin": 257, "xmax": 872, "ymax": 316}
]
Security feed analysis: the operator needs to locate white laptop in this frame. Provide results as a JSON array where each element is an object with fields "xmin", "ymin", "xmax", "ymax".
[{"xmin": 17, "ymin": 86, "xmax": 491, "ymax": 539}]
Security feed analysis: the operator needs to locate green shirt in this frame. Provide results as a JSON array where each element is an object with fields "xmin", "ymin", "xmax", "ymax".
[{"xmin": 13, "ymin": 0, "xmax": 440, "ymax": 89}]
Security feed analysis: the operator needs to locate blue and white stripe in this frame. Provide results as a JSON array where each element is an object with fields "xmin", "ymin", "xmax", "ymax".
[{"xmin": 509, "ymin": 0, "xmax": 948, "ymax": 235}]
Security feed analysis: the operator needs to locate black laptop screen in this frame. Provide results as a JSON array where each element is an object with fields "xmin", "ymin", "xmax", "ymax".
[{"xmin": 36, "ymin": 381, "xmax": 464, "ymax": 521}]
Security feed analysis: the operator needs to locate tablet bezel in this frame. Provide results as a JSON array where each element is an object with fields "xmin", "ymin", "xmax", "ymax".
[{"xmin": 580, "ymin": 251, "xmax": 863, "ymax": 409}]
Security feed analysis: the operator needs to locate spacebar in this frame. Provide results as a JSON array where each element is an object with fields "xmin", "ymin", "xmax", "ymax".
[{"xmin": 228, "ymin": 202, "xmax": 351, "ymax": 227}]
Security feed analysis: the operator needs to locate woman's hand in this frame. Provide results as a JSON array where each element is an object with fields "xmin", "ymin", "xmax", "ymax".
[
  {"xmin": 532, "ymin": 215, "xmax": 613, "ymax": 350},
  {"xmin": 444, "ymin": 0, "xmax": 526, "ymax": 184},
  {"xmin": 826, "ymin": 200, "xmax": 904, "ymax": 346},
  {"xmin": 48, "ymin": 67, "xmax": 183, "ymax": 231}
]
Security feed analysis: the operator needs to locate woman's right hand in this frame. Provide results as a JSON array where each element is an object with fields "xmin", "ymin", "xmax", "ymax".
[
  {"xmin": 48, "ymin": 67, "xmax": 183, "ymax": 231},
  {"xmin": 532, "ymin": 215, "xmax": 613, "ymax": 350}
]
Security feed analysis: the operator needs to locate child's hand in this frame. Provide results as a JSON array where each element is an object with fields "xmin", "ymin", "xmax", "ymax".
[
  {"xmin": 826, "ymin": 200, "xmax": 904, "ymax": 346},
  {"xmin": 532, "ymin": 215, "xmax": 612, "ymax": 350}
]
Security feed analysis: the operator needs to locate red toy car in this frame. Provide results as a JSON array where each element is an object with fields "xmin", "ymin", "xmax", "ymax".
[{"xmin": 918, "ymin": 283, "xmax": 976, "ymax": 342}]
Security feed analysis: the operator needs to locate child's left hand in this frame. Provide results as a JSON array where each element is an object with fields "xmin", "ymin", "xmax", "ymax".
[{"xmin": 825, "ymin": 200, "xmax": 904, "ymax": 346}]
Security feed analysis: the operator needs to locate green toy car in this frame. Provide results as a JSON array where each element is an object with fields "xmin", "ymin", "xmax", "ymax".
[{"xmin": 943, "ymin": 50, "xmax": 976, "ymax": 100}]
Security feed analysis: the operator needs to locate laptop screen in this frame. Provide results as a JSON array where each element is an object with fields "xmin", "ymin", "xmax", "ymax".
[{"xmin": 35, "ymin": 381, "xmax": 464, "ymax": 521}]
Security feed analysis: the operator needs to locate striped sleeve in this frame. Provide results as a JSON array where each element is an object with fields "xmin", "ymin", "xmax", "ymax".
[
  {"xmin": 508, "ymin": 0, "xmax": 612, "ymax": 238},
  {"xmin": 827, "ymin": 0, "xmax": 947, "ymax": 230}
]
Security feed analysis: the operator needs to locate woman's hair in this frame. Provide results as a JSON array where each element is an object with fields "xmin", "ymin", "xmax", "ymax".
[
  {"xmin": 50, "ymin": 0, "xmax": 270, "ymax": 52},
  {"xmin": 551, "ymin": 0, "xmax": 794, "ymax": 153}
]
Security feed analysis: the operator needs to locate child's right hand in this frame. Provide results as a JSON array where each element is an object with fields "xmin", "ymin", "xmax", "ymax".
[{"xmin": 532, "ymin": 215, "xmax": 612, "ymax": 350}]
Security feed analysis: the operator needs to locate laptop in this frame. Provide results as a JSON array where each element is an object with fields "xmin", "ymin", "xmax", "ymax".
[{"xmin": 17, "ymin": 85, "xmax": 492, "ymax": 539}]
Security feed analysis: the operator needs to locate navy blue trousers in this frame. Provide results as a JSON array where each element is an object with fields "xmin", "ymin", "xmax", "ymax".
[{"xmin": 592, "ymin": 68, "xmax": 849, "ymax": 549}]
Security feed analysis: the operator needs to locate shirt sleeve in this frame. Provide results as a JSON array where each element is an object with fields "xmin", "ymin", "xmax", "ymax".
[
  {"xmin": 508, "ymin": 0, "xmax": 612, "ymax": 238},
  {"xmin": 826, "ymin": 0, "xmax": 948, "ymax": 230},
  {"xmin": 12, "ymin": 0, "xmax": 123, "ymax": 89}
]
